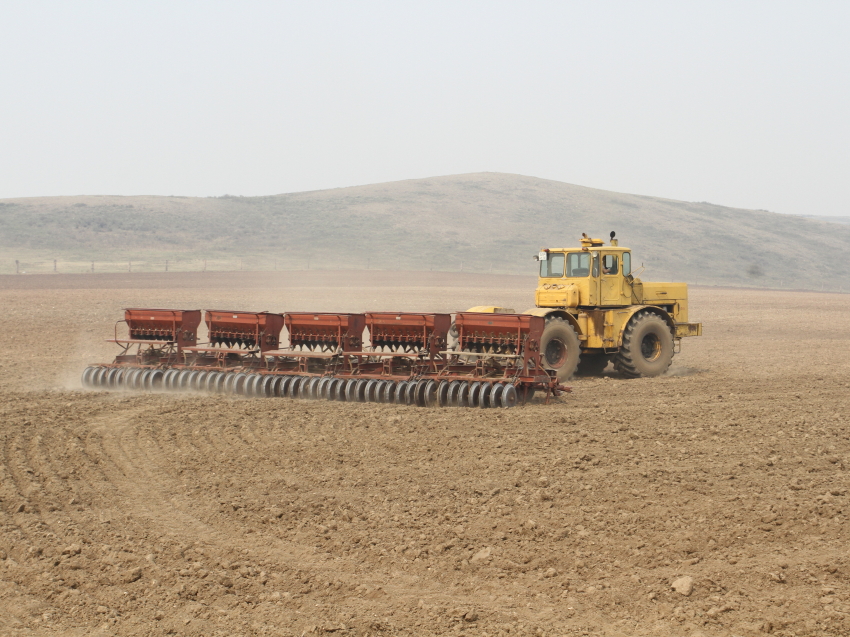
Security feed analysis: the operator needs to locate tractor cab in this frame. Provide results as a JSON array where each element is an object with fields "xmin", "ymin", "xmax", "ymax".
[{"xmin": 535, "ymin": 232, "xmax": 634, "ymax": 308}]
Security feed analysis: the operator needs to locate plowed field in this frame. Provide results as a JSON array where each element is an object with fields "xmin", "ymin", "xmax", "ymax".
[{"xmin": 1, "ymin": 271, "xmax": 848, "ymax": 637}]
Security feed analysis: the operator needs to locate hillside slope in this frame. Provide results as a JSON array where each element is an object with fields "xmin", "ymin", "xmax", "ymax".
[{"xmin": 1, "ymin": 172, "xmax": 848, "ymax": 289}]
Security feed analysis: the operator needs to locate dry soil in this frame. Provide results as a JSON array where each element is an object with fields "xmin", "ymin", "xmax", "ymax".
[{"xmin": 0, "ymin": 271, "xmax": 848, "ymax": 637}]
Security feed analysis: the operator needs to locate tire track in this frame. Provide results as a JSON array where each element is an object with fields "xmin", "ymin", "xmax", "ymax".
[
  {"xmin": 87, "ymin": 405, "xmax": 217, "ymax": 541},
  {"xmin": 0, "ymin": 432, "xmax": 66, "ymax": 551},
  {"xmin": 24, "ymin": 428, "xmax": 83, "ymax": 545},
  {"xmin": 86, "ymin": 402, "xmax": 410, "ymax": 609}
]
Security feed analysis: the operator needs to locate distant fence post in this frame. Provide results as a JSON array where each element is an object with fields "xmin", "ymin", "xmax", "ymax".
[
  {"xmin": 91, "ymin": 262, "xmax": 94, "ymax": 273},
  {"xmin": 165, "ymin": 260, "xmax": 169, "ymax": 272},
  {"xmin": 15, "ymin": 259, "xmax": 19, "ymax": 274},
  {"xmin": 54, "ymin": 259, "xmax": 57, "ymax": 273},
  {"xmin": 128, "ymin": 261, "xmax": 131, "ymax": 273}
]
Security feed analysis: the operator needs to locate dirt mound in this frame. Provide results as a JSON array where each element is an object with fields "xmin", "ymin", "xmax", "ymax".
[{"xmin": 1, "ymin": 275, "xmax": 849, "ymax": 636}]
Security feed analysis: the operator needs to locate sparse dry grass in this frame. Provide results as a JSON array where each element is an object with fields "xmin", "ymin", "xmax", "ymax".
[{"xmin": 2, "ymin": 173, "xmax": 849, "ymax": 290}]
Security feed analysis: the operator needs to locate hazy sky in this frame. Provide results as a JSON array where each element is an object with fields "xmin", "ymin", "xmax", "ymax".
[{"xmin": 1, "ymin": 1, "xmax": 848, "ymax": 216}]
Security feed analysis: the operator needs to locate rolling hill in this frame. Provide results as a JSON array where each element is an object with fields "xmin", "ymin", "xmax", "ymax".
[{"xmin": 1, "ymin": 172, "xmax": 848, "ymax": 290}]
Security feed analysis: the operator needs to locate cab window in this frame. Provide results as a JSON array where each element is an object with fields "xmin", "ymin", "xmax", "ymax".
[
  {"xmin": 566, "ymin": 252, "xmax": 590, "ymax": 277},
  {"xmin": 539, "ymin": 252, "xmax": 565, "ymax": 277},
  {"xmin": 622, "ymin": 252, "xmax": 631, "ymax": 275},
  {"xmin": 602, "ymin": 254, "xmax": 619, "ymax": 275}
]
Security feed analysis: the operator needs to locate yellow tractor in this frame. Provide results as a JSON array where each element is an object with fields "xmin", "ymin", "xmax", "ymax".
[{"xmin": 471, "ymin": 232, "xmax": 702, "ymax": 380}]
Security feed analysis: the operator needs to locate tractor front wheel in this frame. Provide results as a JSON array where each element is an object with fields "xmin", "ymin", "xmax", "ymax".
[
  {"xmin": 540, "ymin": 318, "xmax": 581, "ymax": 381},
  {"xmin": 614, "ymin": 311, "xmax": 674, "ymax": 378}
]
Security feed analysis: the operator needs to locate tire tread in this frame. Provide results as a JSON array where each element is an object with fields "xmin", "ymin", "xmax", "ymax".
[{"xmin": 614, "ymin": 310, "xmax": 673, "ymax": 378}]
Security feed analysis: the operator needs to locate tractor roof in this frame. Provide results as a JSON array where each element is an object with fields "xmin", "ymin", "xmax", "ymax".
[
  {"xmin": 540, "ymin": 245, "xmax": 630, "ymax": 252},
  {"xmin": 540, "ymin": 233, "xmax": 629, "ymax": 253}
]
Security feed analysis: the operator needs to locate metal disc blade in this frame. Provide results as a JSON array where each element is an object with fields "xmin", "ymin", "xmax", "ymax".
[
  {"xmin": 490, "ymin": 384, "xmax": 504, "ymax": 408},
  {"xmin": 501, "ymin": 383, "xmax": 518, "ymax": 408},
  {"xmin": 437, "ymin": 380, "xmax": 450, "ymax": 407},
  {"xmin": 405, "ymin": 381, "xmax": 418, "ymax": 406},
  {"xmin": 458, "ymin": 382, "xmax": 470, "ymax": 407},
  {"xmin": 149, "ymin": 369, "xmax": 164, "ymax": 390},
  {"xmin": 468, "ymin": 382, "xmax": 481, "ymax": 407},
  {"xmin": 414, "ymin": 380, "xmax": 428, "ymax": 407},
  {"xmin": 479, "ymin": 383, "xmax": 492, "ymax": 408},
  {"xmin": 355, "ymin": 379, "xmax": 368, "ymax": 402},
  {"xmin": 365, "ymin": 380, "xmax": 378, "ymax": 402},
  {"xmin": 424, "ymin": 380, "xmax": 438, "ymax": 407},
  {"xmin": 345, "ymin": 379, "xmax": 358, "ymax": 402},
  {"xmin": 383, "ymin": 381, "xmax": 397, "ymax": 404}
]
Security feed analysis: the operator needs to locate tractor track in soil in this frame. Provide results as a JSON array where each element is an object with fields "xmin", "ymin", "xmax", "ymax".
[{"xmin": 1, "ymin": 275, "xmax": 849, "ymax": 636}]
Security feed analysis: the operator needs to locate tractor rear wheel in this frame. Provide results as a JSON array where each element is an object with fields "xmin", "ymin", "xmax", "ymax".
[
  {"xmin": 540, "ymin": 318, "xmax": 580, "ymax": 381},
  {"xmin": 614, "ymin": 311, "xmax": 674, "ymax": 378},
  {"xmin": 576, "ymin": 353, "xmax": 610, "ymax": 376}
]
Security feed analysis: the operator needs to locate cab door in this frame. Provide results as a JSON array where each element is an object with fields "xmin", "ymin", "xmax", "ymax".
[{"xmin": 600, "ymin": 253, "xmax": 623, "ymax": 304}]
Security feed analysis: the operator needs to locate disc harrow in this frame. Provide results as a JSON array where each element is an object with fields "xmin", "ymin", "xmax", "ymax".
[{"xmin": 83, "ymin": 308, "xmax": 570, "ymax": 407}]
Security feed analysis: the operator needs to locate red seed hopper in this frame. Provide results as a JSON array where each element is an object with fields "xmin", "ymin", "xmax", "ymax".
[{"xmin": 84, "ymin": 307, "xmax": 568, "ymax": 408}]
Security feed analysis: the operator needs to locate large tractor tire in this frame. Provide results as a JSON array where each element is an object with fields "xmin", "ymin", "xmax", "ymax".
[
  {"xmin": 614, "ymin": 311, "xmax": 674, "ymax": 378},
  {"xmin": 540, "ymin": 318, "xmax": 581, "ymax": 381},
  {"xmin": 576, "ymin": 353, "xmax": 610, "ymax": 376}
]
